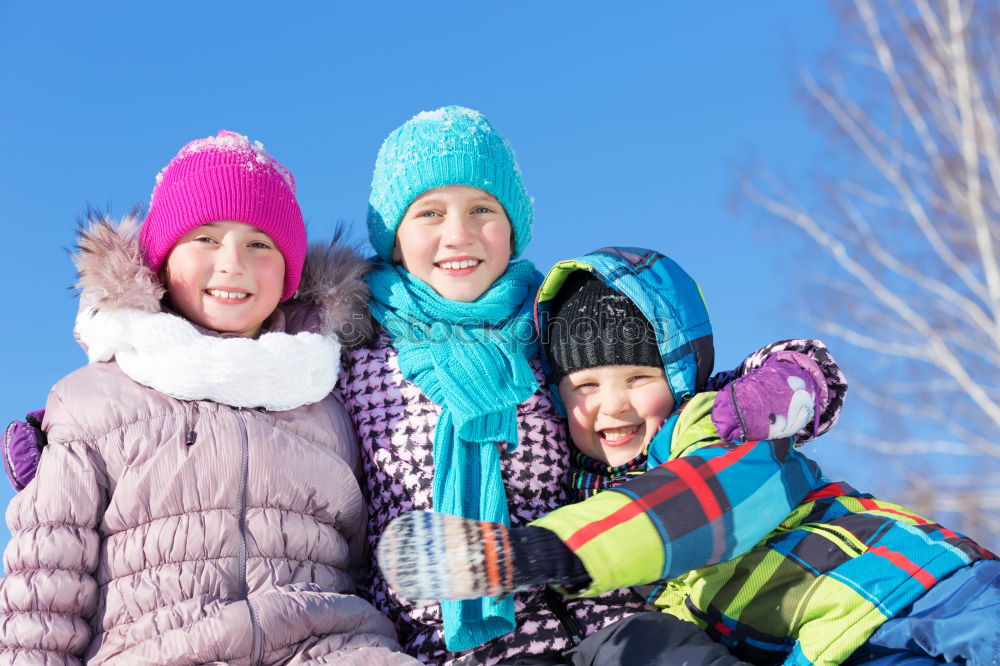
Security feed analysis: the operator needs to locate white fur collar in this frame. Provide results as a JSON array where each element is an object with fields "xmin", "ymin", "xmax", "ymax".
[{"xmin": 76, "ymin": 305, "xmax": 342, "ymax": 411}]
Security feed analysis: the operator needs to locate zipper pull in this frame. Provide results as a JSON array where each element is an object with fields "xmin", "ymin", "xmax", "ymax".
[{"xmin": 184, "ymin": 402, "xmax": 199, "ymax": 446}]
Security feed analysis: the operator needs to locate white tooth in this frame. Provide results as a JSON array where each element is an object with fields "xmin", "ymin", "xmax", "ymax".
[
  {"xmin": 440, "ymin": 260, "xmax": 479, "ymax": 270},
  {"xmin": 602, "ymin": 426, "xmax": 637, "ymax": 441},
  {"xmin": 209, "ymin": 290, "xmax": 247, "ymax": 299}
]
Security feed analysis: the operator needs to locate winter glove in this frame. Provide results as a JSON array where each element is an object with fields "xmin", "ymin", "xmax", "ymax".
[
  {"xmin": 712, "ymin": 351, "xmax": 828, "ymax": 442},
  {"xmin": 3, "ymin": 410, "xmax": 46, "ymax": 491},
  {"xmin": 376, "ymin": 511, "xmax": 589, "ymax": 602}
]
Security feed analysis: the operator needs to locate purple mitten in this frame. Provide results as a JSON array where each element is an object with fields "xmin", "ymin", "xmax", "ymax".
[
  {"xmin": 3, "ymin": 410, "xmax": 46, "ymax": 491},
  {"xmin": 712, "ymin": 353, "xmax": 827, "ymax": 443}
]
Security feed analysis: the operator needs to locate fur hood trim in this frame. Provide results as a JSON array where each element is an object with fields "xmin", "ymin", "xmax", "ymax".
[
  {"xmin": 299, "ymin": 232, "xmax": 374, "ymax": 348},
  {"xmin": 73, "ymin": 212, "xmax": 164, "ymax": 313},
  {"xmin": 73, "ymin": 212, "xmax": 374, "ymax": 348}
]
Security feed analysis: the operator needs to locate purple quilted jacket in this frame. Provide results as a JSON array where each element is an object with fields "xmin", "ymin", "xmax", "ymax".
[
  {"xmin": 337, "ymin": 335, "xmax": 648, "ymax": 665},
  {"xmin": 0, "ymin": 220, "xmax": 416, "ymax": 666}
]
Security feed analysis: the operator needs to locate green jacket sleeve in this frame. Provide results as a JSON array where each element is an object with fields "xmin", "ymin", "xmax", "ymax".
[{"xmin": 531, "ymin": 392, "xmax": 823, "ymax": 596}]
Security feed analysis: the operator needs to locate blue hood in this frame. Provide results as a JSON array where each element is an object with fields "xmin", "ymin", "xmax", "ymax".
[{"xmin": 535, "ymin": 247, "xmax": 714, "ymax": 407}]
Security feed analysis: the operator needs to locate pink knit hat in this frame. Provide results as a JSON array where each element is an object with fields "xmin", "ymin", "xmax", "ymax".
[{"xmin": 140, "ymin": 130, "xmax": 306, "ymax": 302}]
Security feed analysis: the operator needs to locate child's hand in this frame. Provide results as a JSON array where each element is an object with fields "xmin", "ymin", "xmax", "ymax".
[
  {"xmin": 377, "ymin": 511, "xmax": 521, "ymax": 602},
  {"xmin": 377, "ymin": 511, "xmax": 587, "ymax": 603},
  {"xmin": 712, "ymin": 352, "xmax": 827, "ymax": 443},
  {"xmin": 2, "ymin": 410, "xmax": 46, "ymax": 491}
]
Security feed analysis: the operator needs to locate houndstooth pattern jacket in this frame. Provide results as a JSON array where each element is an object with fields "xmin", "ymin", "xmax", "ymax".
[{"xmin": 337, "ymin": 334, "xmax": 648, "ymax": 665}]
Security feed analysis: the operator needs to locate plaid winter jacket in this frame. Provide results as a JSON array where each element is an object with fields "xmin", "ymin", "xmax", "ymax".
[
  {"xmin": 536, "ymin": 393, "xmax": 995, "ymax": 665},
  {"xmin": 530, "ymin": 247, "xmax": 995, "ymax": 666}
]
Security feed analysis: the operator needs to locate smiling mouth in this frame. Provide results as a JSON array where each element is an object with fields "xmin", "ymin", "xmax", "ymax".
[
  {"xmin": 436, "ymin": 259, "xmax": 481, "ymax": 271},
  {"xmin": 206, "ymin": 289, "xmax": 251, "ymax": 300},
  {"xmin": 599, "ymin": 425, "xmax": 640, "ymax": 445}
]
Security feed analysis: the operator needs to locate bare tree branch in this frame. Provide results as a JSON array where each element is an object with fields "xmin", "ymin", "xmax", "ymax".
[{"xmin": 744, "ymin": 0, "xmax": 1000, "ymax": 546}]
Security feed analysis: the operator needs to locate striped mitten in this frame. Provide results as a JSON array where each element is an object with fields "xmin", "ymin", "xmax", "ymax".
[{"xmin": 376, "ymin": 511, "xmax": 590, "ymax": 601}]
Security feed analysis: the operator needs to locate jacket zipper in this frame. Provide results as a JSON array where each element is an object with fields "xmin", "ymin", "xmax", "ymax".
[
  {"xmin": 542, "ymin": 586, "xmax": 585, "ymax": 646},
  {"xmin": 233, "ymin": 408, "xmax": 263, "ymax": 665},
  {"xmin": 804, "ymin": 522, "xmax": 867, "ymax": 559},
  {"xmin": 184, "ymin": 402, "xmax": 199, "ymax": 446}
]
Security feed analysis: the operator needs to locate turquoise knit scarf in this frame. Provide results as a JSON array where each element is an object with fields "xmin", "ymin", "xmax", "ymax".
[{"xmin": 367, "ymin": 259, "xmax": 543, "ymax": 652}]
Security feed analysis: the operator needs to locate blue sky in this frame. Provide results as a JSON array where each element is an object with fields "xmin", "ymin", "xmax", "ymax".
[{"xmin": 0, "ymin": 2, "xmax": 848, "ymax": 545}]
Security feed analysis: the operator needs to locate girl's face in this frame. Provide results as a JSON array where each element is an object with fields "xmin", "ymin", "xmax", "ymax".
[
  {"xmin": 392, "ymin": 186, "xmax": 513, "ymax": 302},
  {"xmin": 164, "ymin": 221, "xmax": 285, "ymax": 338},
  {"xmin": 559, "ymin": 365, "xmax": 675, "ymax": 468}
]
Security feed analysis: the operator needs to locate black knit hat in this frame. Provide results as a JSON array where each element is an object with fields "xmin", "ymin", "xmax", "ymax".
[{"xmin": 545, "ymin": 271, "xmax": 661, "ymax": 379}]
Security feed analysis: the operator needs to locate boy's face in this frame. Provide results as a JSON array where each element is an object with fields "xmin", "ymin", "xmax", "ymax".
[
  {"xmin": 164, "ymin": 221, "xmax": 285, "ymax": 338},
  {"xmin": 559, "ymin": 365, "xmax": 675, "ymax": 467},
  {"xmin": 392, "ymin": 185, "xmax": 512, "ymax": 302}
]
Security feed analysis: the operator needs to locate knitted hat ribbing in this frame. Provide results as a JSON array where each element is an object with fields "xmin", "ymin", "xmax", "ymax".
[
  {"xmin": 546, "ymin": 271, "xmax": 661, "ymax": 379},
  {"xmin": 140, "ymin": 130, "xmax": 306, "ymax": 302},
  {"xmin": 367, "ymin": 106, "xmax": 533, "ymax": 261}
]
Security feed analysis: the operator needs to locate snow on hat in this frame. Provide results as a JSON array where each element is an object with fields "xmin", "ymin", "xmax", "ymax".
[
  {"xmin": 140, "ymin": 130, "xmax": 306, "ymax": 302},
  {"xmin": 367, "ymin": 105, "xmax": 533, "ymax": 262}
]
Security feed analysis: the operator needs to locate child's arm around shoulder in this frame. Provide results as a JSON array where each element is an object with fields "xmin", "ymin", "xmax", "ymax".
[
  {"xmin": 531, "ymin": 392, "xmax": 823, "ymax": 596},
  {"xmin": 0, "ymin": 379, "xmax": 109, "ymax": 663},
  {"xmin": 375, "ymin": 396, "xmax": 827, "ymax": 604}
]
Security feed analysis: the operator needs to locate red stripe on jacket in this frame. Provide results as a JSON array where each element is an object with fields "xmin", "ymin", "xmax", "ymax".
[
  {"xmin": 565, "ymin": 441, "xmax": 757, "ymax": 551},
  {"xmin": 869, "ymin": 546, "xmax": 937, "ymax": 590}
]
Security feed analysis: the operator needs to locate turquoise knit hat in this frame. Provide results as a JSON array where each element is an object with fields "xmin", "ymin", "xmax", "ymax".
[{"xmin": 367, "ymin": 105, "xmax": 534, "ymax": 261}]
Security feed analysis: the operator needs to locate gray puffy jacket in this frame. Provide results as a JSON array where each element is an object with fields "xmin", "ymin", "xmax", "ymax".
[{"xmin": 0, "ymin": 218, "xmax": 418, "ymax": 665}]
